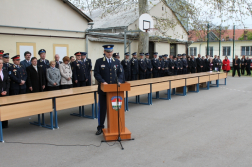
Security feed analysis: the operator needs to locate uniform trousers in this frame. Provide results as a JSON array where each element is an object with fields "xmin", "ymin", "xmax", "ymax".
[
  {"xmin": 152, "ymin": 72, "xmax": 159, "ymax": 78},
  {"xmin": 183, "ymin": 68, "xmax": 187, "ymax": 74},
  {"xmin": 124, "ymin": 73, "xmax": 131, "ymax": 81},
  {"xmin": 10, "ymin": 89, "xmax": 26, "ymax": 95},
  {"xmin": 74, "ymin": 80, "xmax": 86, "ymax": 87},
  {"xmin": 145, "ymin": 73, "xmax": 152, "ymax": 79},
  {"xmin": 131, "ymin": 74, "xmax": 138, "ymax": 80},
  {"xmin": 246, "ymin": 66, "xmax": 251, "ymax": 75},
  {"xmin": 97, "ymin": 92, "xmax": 107, "ymax": 130},
  {"xmin": 191, "ymin": 68, "xmax": 196, "ymax": 73},
  {"xmin": 139, "ymin": 74, "xmax": 145, "ymax": 80}
]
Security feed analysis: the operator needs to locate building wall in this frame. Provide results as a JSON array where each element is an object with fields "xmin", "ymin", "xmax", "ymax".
[
  {"xmin": 189, "ymin": 40, "xmax": 252, "ymax": 61},
  {"xmin": 177, "ymin": 44, "xmax": 186, "ymax": 54},
  {"xmin": 0, "ymin": 0, "xmax": 89, "ymax": 32},
  {"xmin": 0, "ymin": 34, "xmax": 85, "ymax": 61},
  {"xmin": 155, "ymin": 42, "xmax": 170, "ymax": 55}
]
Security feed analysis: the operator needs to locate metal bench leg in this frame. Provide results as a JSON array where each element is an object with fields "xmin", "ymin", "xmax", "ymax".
[
  {"xmin": 30, "ymin": 114, "xmax": 41, "ymax": 127},
  {"xmin": 71, "ymin": 106, "xmax": 82, "ymax": 117},
  {"xmin": 53, "ymin": 97, "xmax": 59, "ymax": 129},
  {"xmin": 0, "ymin": 121, "xmax": 4, "ymax": 143}
]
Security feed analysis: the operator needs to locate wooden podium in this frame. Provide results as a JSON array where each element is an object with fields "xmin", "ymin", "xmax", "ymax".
[{"xmin": 101, "ymin": 82, "xmax": 131, "ymax": 141}]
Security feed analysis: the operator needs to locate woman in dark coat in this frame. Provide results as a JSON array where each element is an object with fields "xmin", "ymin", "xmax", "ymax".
[{"xmin": 26, "ymin": 57, "xmax": 45, "ymax": 93}]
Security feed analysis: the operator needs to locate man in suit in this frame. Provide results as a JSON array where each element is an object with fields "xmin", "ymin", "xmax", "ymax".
[
  {"xmin": 121, "ymin": 52, "xmax": 131, "ymax": 81},
  {"xmin": 94, "ymin": 44, "xmax": 123, "ymax": 135},
  {"xmin": 190, "ymin": 55, "xmax": 197, "ymax": 73},
  {"xmin": 182, "ymin": 54, "xmax": 188, "ymax": 74},
  {"xmin": 0, "ymin": 59, "xmax": 10, "ymax": 128},
  {"xmin": 72, "ymin": 52, "xmax": 88, "ymax": 87},
  {"xmin": 173, "ymin": 56, "xmax": 178, "ymax": 75},
  {"xmin": 168, "ymin": 55, "xmax": 175, "ymax": 75},
  {"xmin": 151, "ymin": 52, "xmax": 160, "ymax": 78},
  {"xmin": 130, "ymin": 52, "xmax": 138, "ymax": 80},
  {"xmin": 240, "ymin": 55, "xmax": 246, "ymax": 75},
  {"xmin": 8, "ymin": 55, "xmax": 27, "ymax": 95},
  {"xmin": 233, "ymin": 55, "xmax": 241, "ymax": 77},
  {"xmin": 204, "ymin": 55, "xmax": 210, "ymax": 72},
  {"xmin": 217, "ymin": 56, "xmax": 222, "ymax": 72},
  {"xmin": 70, "ymin": 56, "xmax": 75, "ymax": 67},
  {"xmin": 81, "ymin": 52, "xmax": 92, "ymax": 86},
  {"xmin": 2, "ymin": 53, "xmax": 12, "ymax": 71},
  {"xmin": 0, "ymin": 50, "xmax": 4, "ymax": 60},
  {"xmin": 55, "ymin": 54, "xmax": 62, "ymax": 69},
  {"xmin": 196, "ymin": 54, "xmax": 204, "ymax": 72},
  {"xmin": 145, "ymin": 53, "xmax": 152, "ymax": 79},
  {"xmin": 26, "ymin": 57, "xmax": 45, "ymax": 92},
  {"xmin": 246, "ymin": 57, "xmax": 251, "ymax": 76},
  {"xmin": 37, "ymin": 49, "xmax": 50, "ymax": 90},
  {"xmin": 20, "ymin": 51, "xmax": 32, "ymax": 69},
  {"xmin": 138, "ymin": 53, "xmax": 147, "ymax": 79}
]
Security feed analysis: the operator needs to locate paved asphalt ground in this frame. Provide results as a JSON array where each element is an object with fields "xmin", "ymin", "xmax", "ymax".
[{"xmin": 0, "ymin": 76, "xmax": 251, "ymax": 167}]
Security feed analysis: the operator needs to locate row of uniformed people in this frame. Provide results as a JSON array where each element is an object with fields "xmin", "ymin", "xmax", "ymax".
[
  {"xmin": 119, "ymin": 52, "xmax": 197, "ymax": 81},
  {"xmin": 0, "ymin": 49, "xmax": 92, "ymax": 128}
]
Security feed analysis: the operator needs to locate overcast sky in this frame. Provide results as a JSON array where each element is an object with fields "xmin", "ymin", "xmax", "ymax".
[{"xmin": 192, "ymin": 0, "xmax": 252, "ymax": 29}]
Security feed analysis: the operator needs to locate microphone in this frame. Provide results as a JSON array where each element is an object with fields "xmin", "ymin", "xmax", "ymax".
[{"xmin": 114, "ymin": 65, "xmax": 120, "ymax": 87}]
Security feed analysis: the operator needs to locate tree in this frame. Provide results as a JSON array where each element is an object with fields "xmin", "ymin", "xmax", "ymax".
[
  {"xmin": 138, "ymin": 0, "xmax": 149, "ymax": 54},
  {"xmin": 238, "ymin": 31, "xmax": 252, "ymax": 40}
]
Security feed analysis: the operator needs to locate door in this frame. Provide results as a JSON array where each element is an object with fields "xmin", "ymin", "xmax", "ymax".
[
  {"xmin": 170, "ymin": 44, "xmax": 176, "ymax": 56},
  {"xmin": 149, "ymin": 42, "xmax": 155, "ymax": 59}
]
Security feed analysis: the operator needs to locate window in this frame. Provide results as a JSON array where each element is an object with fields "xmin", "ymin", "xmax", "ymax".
[
  {"xmin": 189, "ymin": 47, "xmax": 197, "ymax": 56},
  {"xmin": 53, "ymin": 44, "xmax": 69, "ymax": 61},
  {"xmin": 205, "ymin": 47, "xmax": 213, "ymax": 56},
  {"xmin": 223, "ymin": 46, "xmax": 231, "ymax": 56},
  {"xmin": 241, "ymin": 46, "xmax": 252, "ymax": 56},
  {"xmin": 16, "ymin": 42, "xmax": 36, "ymax": 61}
]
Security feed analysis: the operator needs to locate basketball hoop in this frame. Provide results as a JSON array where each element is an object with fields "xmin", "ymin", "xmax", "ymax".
[{"xmin": 139, "ymin": 13, "xmax": 154, "ymax": 33}]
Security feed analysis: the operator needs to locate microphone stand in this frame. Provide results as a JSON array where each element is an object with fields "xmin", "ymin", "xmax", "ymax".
[{"xmin": 101, "ymin": 66, "xmax": 134, "ymax": 150}]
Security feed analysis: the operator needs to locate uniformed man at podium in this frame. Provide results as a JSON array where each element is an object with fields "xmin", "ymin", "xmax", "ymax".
[{"xmin": 94, "ymin": 44, "xmax": 124, "ymax": 135}]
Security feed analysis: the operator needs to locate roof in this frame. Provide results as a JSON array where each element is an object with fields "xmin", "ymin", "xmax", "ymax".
[
  {"xmin": 189, "ymin": 29, "xmax": 252, "ymax": 42},
  {"xmin": 85, "ymin": 0, "xmax": 160, "ymax": 29},
  {"xmin": 62, "ymin": 0, "xmax": 93, "ymax": 22},
  {"xmin": 84, "ymin": 0, "xmax": 187, "ymax": 33}
]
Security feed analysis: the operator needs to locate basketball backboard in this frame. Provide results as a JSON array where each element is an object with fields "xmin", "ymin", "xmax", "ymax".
[{"xmin": 139, "ymin": 13, "xmax": 154, "ymax": 32}]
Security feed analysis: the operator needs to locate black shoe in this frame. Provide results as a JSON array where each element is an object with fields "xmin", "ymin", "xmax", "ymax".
[{"xmin": 96, "ymin": 129, "xmax": 103, "ymax": 135}]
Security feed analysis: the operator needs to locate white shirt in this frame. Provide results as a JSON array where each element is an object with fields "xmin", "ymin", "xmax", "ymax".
[
  {"xmin": 0, "ymin": 70, "xmax": 3, "ymax": 81},
  {"xmin": 33, "ymin": 65, "xmax": 37, "ymax": 71},
  {"xmin": 83, "ymin": 58, "xmax": 86, "ymax": 62},
  {"xmin": 106, "ymin": 57, "xmax": 112, "ymax": 63}
]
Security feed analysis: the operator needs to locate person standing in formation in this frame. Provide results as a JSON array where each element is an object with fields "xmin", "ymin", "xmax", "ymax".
[
  {"xmin": 8, "ymin": 55, "xmax": 27, "ymax": 95},
  {"xmin": 245, "ymin": 57, "xmax": 251, "ymax": 76},
  {"xmin": 46, "ymin": 61, "xmax": 61, "ymax": 91},
  {"xmin": 26, "ymin": 57, "xmax": 45, "ymax": 93},
  {"xmin": 20, "ymin": 51, "xmax": 32, "ymax": 69},
  {"xmin": 222, "ymin": 56, "xmax": 230, "ymax": 77},
  {"xmin": 240, "ymin": 55, "xmax": 246, "ymax": 75},
  {"xmin": 145, "ymin": 53, "xmax": 152, "ymax": 79},
  {"xmin": 121, "ymin": 52, "xmax": 131, "ymax": 81},
  {"xmin": 59, "ymin": 56, "xmax": 73, "ymax": 89},
  {"xmin": 130, "ymin": 52, "xmax": 138, "ymax": 80},
  {"xmin": 138, "ymin": 53, "xmax": 147, "ymax": 80},
  {"xmin": 233, "ymin": 55, "xmax": 241, "ymax": 77},
  {"xmin": 151, "ymin": 52, "xmax": 160, "ymax": 78},
  {"xmin": 55, "ymin": 54, "xmax": 62, "ymax": 69}
]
